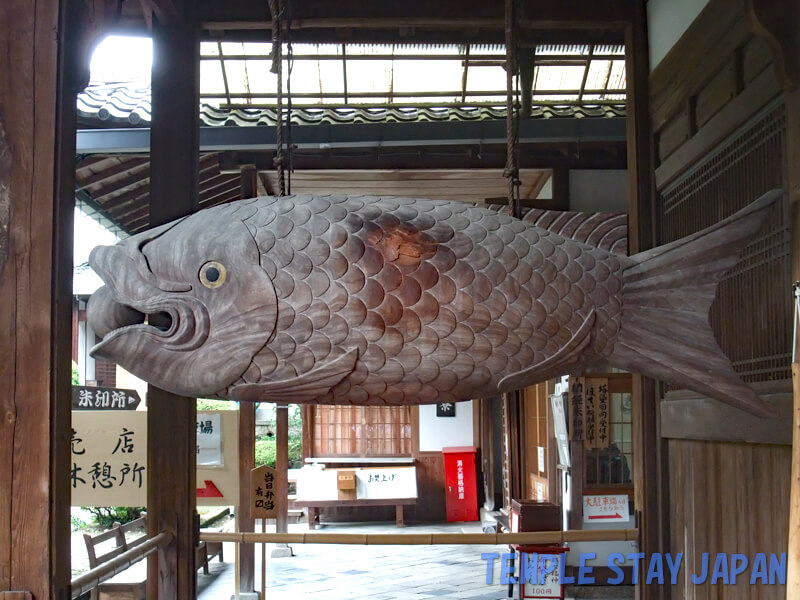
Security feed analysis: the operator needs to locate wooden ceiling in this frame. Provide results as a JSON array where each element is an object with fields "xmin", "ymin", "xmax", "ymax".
[
  {"xmin": 76, "ymin": 153, "xmax": 242, "ymax": 234},
  {"xmin": 261, "ymin": 169, "xmax": 551, "ymax": 204},
  {"xmin": 76, "ymin": 153, "xmax": 550, "ymax": 235}
]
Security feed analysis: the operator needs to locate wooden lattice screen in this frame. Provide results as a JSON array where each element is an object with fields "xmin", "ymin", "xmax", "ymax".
[
  {"xmin": 657, "ymin": 100, "xmax": 790, "ymax": 384},
  {"xmin": 312, "ymin": 405, "xmax": 412, "ymax": 457}
]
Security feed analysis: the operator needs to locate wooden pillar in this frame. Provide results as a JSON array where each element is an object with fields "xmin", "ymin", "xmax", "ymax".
[
  {"xmin": 275, "ymin": 403, "xmax": 289, "ymax": 534},
  {"xmin": 146, "ymin": 8, "xmax": 199, "ymax": 600},
  {"xmin": 551, "ymin": 166, "xmax": 570, "ymax": 211},
  {"xmin": 237, "ymin": 165, "xmax": 258, "ymax": 593},
  {"xmin": 0, "ymin": 1, "xmax": 76, "ymax": 598},
  {"xmin": 785, "ymin": 77, "xmax": 800, "ymax": 600},
  {"xmin": 240, "ymin": 164, "xmax": 257, "ymax": 200},
  {"xmin": 625, "ymin": 3, "xmax": 665, "ymax": 600},
  {"xmin": 238, "ymin": 401, "xmax": 256, "ymax": 593},
  {"xmin": 301, "ymin": 405, "xmax": 314, "ymax": 462}
]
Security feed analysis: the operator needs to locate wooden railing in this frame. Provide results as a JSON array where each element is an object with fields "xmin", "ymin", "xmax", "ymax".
[
  {"xmin": 70, "ymin": 531, "xmax": 173, "ymax": 599},
  {"xmin": 199, "ymin": 528, "xmax": 638, "ymax": 546}
]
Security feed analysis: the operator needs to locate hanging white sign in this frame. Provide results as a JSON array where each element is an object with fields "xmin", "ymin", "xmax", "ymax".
[{"xmin": 197, "ymin": 413, "xmax": 223, "ymax": 467}]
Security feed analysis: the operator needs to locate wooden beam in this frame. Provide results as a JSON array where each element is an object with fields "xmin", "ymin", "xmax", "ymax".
[
  {"xmin": 238, "ymin": 402, "xmax": 256, "ymax": 593},
  {"xmin": 0, "ymin": 0, "xmax": 75, "ymax": 597},
  {"xmin": 196, "ymin": 0, "xmax": 634, "ymax": 30},
  {"xmin": 625, "ymin": 4, "xmax": 665, "ymax": 600},
  {"xmin": 97, "ymin": 153, "xmax": 220, "ymax": 214},
  {"xmin": 661, "ymin": 382, "xmax": 792, "ymax": 444},
  {"xmin": 76, "ymin": 157, "xmax": 149, "ymax": 190},
  {"xmin": 276, "ymin": 403, "xmax": 290, "ymax": 535},
  {"xmin": 146, "ymin": 8, "xmax": 199, "ymax": 600},
  {"xmin": 90, "ymin": 165, "xmax": 153, "ymax": 202},
  {"xmin": 745, "ymin": 0, "xmax": 800, "ymax": 91}
]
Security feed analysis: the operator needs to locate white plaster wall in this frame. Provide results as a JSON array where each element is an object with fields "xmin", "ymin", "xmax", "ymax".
[
  {"xmin": 78, "ymin": 319, "xmax": 96, "ymax": 384},
  {"xmin": 418, "ymin": 401, "xmax": 474, "ymax": 452},
  {"xmin": 569, "ymin": 170, "xmax": 628, "ymax": 213},
  {"xmin": 536, "ymin": 175, "xmax": 553, "ymax": 199},
  {"xmin": 647, "ymin": 0, "xmax": 711, "ymax": 71}
]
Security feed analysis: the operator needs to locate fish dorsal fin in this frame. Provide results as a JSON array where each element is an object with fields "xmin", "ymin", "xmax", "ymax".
[
  {"xmin": 497, "ymin": 310, "xmax": 596, "ymax": 392},
  {"xmin": 485, "ymin": 205, "xmax": 628, "ymax": 255},
  {"xmin": 523, "ymin": 210, "xmax": 628, "ymax": 255},
  {"xmin": 231, "ymin": 349, "xmax": 358, "ymax": 403}
]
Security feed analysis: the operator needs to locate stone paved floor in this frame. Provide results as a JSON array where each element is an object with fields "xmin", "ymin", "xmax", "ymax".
[{"xmin": 197, "ymin": 521, "xmax": 515, "ymax": 600}]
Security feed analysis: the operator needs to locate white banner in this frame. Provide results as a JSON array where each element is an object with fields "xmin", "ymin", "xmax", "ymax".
[{"xmin": 197, "ymin": 413, "xmax": 223, "ymax": 467}]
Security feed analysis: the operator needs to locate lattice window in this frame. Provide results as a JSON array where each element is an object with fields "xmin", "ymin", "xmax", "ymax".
[
  {"xmin": 312, "ymin": 405, "xmax": 412, "ymax": 457},
  {"xmin": 657, "ymin": 101, "xmax": 790, "ymax": 383},
  {"xmin": 585, "ymin": 391, "xmax": 633, "ymax": 486}
]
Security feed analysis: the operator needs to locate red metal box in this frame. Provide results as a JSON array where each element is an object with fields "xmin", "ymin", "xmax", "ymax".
[{"xmin": 442, "ymin": 446, "xmax": 479, "ymax": 522}]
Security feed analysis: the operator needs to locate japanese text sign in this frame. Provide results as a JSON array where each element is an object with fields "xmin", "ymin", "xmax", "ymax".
[
  {"xmin": 71, "ymin": 411, "xmax": 148, "ymax": 506},
  {"xmin": 251, "ymin": 465, "xmax": 278, "ymax": 519},
  {"xmin": 583, "ymin": 494, "xmax": 629, "ymax": 523},
  {"xmin": 72, "ymin": 385, "xmax": 141, "ymax": 410}
]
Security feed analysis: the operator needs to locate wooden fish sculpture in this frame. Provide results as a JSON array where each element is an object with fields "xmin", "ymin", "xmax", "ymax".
[{"xmin": 87, "ymin": 190, "xmax": 782, "ymax": 417}]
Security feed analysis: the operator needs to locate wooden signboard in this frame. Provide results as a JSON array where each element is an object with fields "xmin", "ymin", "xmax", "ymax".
[
  {"xmin": 549, "ymin": 393, "xmax": 570, "ymax": 467},
  {"xmin": 567, "ymin": 376, "xmax": 610, "ymax": 448},
  {"xmin": 251, "ymin": 465, "xmax": 278, "ymax": 519},
  {"xmin": 72, "ymin": 385, "xmax": 141, "ymax": 410},
  {"xmin": 584, "ymin": 378, "xmax": 610, "ymax": 449},
  {"xmin": 71, "ymin": 411, "xmax": 148, "ymax": 507},
  {"xmin": 70, "ymin": 410, "xmax": 239, "ymax": 507},
  {"xmin": 594, "ymin": 379, "xmax": 610, "ymax": 448},
  {"xmin": 296, "ymin": 466, "xmax": 418, "ymax": 502},
  {"xmin": 196, "ymin": 411, "xmax": 239, "ymax": 506},
  {"xmin": 568, "ymin": 376, "xmax": 585, "ymax": 441},
  {"xmin": 583, "ymin": 494, "xmax": 629, "ymax": 523}
]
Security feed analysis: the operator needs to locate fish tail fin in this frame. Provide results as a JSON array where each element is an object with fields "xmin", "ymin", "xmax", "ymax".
[{"xmin": 608, "ymin": 189, "xmax": 783, "ymax": 417}]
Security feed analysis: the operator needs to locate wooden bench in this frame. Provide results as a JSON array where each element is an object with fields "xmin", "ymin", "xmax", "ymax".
[
  {"xmin": 295, "ymin": 498, "xmax": 417, "ymax": 529},
  {"xmin": 195, "ymin": 540, "xmax": 224, "ymax": 575},
  {"xmin": 83, "ymin": 517, "xmax": 148, "ymax": 600},
  {"xmin": 83, "ymin": 515, "xmax": 224, "ymax": 599}
]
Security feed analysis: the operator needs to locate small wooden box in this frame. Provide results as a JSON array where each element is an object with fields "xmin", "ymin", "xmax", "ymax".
[
  {"xmin": 337, "ymin": 470, "xmax": 356, "ymax": 490},
  {"xmin": 510, "ymin": 499, "xmax": 562, "ymax": 532}
]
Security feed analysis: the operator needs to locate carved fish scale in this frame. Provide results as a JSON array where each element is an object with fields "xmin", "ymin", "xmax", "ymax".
[{"xmin": 224, "ymin": 194, "xmax": 625, "ymax": 405}]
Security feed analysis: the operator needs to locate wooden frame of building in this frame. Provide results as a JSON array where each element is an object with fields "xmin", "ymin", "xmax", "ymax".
[{"xmin": 2, "ymin": 0, "xmax": 799, "ymax": 598}]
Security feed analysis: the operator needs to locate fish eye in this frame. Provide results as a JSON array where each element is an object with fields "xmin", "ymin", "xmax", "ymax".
[{"xmin": 199, "ymin": 261, "xmax": 226, "ymax": 288}]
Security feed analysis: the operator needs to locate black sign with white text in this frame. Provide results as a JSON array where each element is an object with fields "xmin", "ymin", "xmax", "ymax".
[{"xmin": 72, "ymin": 386, "xmax": 141, "ymax": 410}]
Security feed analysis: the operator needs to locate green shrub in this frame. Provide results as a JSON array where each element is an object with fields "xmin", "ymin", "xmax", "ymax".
[
  {"xmin": 86, "ymin": 506, "xmax": 145, "ymax": 530},
  {"xmin": 72, "ymin": 361, "xmax": 80, "ymax": 385},
  {"xmin": 197, "ymin": 398, "xmax": 235, "ymax": 411},
  {"xmin": 71, "ymin": 515, "xmax": 87, "ymax": 531},
  {"xmin": 255, "ymin": 439, "xmax": 277, "ymax": 467}
]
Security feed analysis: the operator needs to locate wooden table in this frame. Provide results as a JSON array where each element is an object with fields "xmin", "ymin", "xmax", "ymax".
[{"xmin": 294, "ymin": 498, "xmax": 417, "ymax": 529}]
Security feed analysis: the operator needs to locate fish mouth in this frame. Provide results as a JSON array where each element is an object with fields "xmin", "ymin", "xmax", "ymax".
[
  {"xmin": 87, "ymin": 239, "xmax": 210, "ymax": 359},
  {"xmin": 88, "ymin": 285, "xmax": 210, "ymax": 357}
]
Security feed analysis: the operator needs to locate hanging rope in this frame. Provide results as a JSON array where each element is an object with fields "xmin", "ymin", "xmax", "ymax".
[
  {"xmin": 268, "ymin": 0, "xmax": 286, "ymax": 196},
  {"xmin": 286, "ymin": 38, "xmax": 294, "ymax": 195},
  {"xmin": 504, "ymin": 0, "xmax": 522, "ymax": 218}
]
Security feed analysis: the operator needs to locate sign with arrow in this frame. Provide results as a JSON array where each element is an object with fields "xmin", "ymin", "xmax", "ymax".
[
  {"xmin": 72, "ymin": 385, "xmax": 141, "ymax": 410},
  {"xmin": 197, "ymin": 479, "xmax": 224, "ymax": 498},
  {"xmin": 583, "ymin": 494, "xmax": 629, "ymax": 523}
]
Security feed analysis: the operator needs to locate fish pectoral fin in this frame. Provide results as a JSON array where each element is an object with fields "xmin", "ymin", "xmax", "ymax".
[
  {"xmin": 497, "ymin": 310, "xmax": 596, "ymax": 392},
  {"xmin": 231, "ymin": 349, "xmax": 358, "ymax": 403}
]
